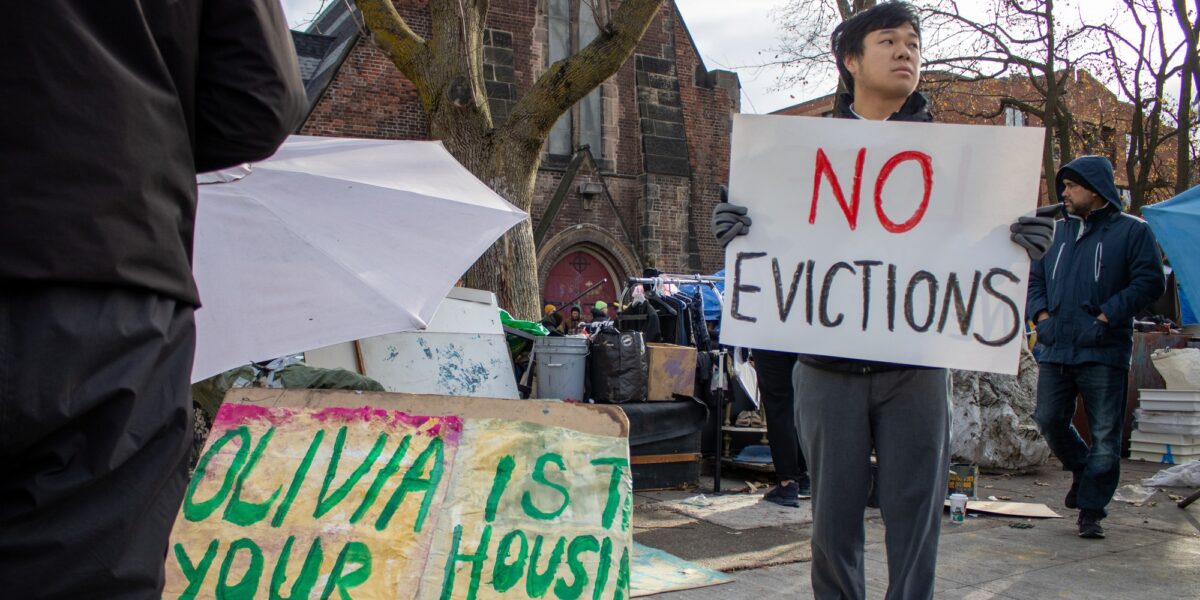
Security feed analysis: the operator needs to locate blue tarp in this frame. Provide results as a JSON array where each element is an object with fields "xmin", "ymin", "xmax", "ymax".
[
  {"xmin": 677, "ymin": 269, "xmax": 725, "ymax": 321},
  {"xmin": 1144, "ymin": 185, "xmax": 1200, "ymax": 325}
]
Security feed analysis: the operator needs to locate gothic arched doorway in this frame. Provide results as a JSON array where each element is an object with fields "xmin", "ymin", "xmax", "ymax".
[{"xmin": 543, "ymin": 249, "xmax": 620, "ymax": 317}]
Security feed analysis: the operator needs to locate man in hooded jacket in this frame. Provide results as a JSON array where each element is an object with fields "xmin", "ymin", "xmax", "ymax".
[
  {"xmin": 0, "ymin": 1, "xmax": 305, "ymax": 597},
  {"xmin": 1027, "ymin": 155, "xmax": 1165, "ymax": 539}
]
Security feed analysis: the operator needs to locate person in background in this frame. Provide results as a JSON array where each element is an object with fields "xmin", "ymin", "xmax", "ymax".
[
  {"xmin": 711, "ymin": 3, "xmax": 1053, "ymax": 598},
  {"xmin": 1027, "ymin": 156, "xmax": 1165, "ymax": 540},
  {"xmin": 563, "ymin": 305, "xmax": 583, "ymax": 334},
  {"xmin": 594, "ymin": 299, "xmax": 610, "ymax": 320},
  {"xmin": 0, "ymin": 1, "xmax": 305, "ymax": 596}
]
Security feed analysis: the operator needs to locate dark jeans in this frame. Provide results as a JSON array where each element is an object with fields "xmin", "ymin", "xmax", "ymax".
[
  {"xmin": 1034, "ymin": 362, "xmax": 1128, "ymax": 517},
  {"xmin": 0, "ymin": 285, "xmax": 195, "ymax": 599},
  {"xmin": 754, "ymin": 349, "xmax": 808, "ymax": 482}
]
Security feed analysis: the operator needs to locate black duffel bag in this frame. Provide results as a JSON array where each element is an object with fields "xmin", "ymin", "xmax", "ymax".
[{"xmin": 589, "ymin": 328, "xmax": 648, "ymax": 403}]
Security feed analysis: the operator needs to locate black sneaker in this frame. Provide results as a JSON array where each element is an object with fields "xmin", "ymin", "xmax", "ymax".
[
  {"xmin": 764, "ymin": 481, "xmax": 801, "ymax": 507},
  {"xmin": 797, "ymin": 475, "xmax": 812, "ymax": 500},
  {"xmin": 1078, "ymin": 513, "xmax": 1105, "ymax": 539},
  {"xmin": 1065, "ymin": 470, "xmax": 1083, "ymax": 509}
]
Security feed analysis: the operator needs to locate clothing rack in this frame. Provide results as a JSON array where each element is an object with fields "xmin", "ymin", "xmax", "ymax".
[{"xmin": 623, "ymin": 274, "xmax": 735, "ymax": 493}]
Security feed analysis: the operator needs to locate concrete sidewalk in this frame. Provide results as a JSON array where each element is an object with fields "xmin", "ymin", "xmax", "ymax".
[{"xmin": 633, "ymin": 459, "xmax": 1200, "ymax": 599}]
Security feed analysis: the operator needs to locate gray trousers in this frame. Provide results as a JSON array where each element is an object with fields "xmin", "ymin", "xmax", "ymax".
[
  {"xmin": 794, "ymin": 363, "xmax": 951, "ymax": 600},
  {"xmin": 0, "ymin": 285, "xmax": 195, "ymax": 599}
]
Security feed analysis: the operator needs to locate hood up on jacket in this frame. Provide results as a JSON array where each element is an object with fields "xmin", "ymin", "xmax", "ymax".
[{"xmin": 1056, "ymin": 155, "xmax": 1123, "ymax": 212}]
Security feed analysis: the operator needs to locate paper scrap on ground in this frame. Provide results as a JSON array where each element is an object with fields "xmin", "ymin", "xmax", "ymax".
[
  {"xmin": 946, "ymin": 499, "xmax": 1061, "ymax": 518},
  {"xmin": 630, "ymin": 542, "xmax": 733, "ymax": 597},
  {"xmin": 658, "ymin": 493, "xmax": 813, "ymax": 530},
  {"xmin": 166, "ymin": 398, "xmax": 633, "ymax": 599}
]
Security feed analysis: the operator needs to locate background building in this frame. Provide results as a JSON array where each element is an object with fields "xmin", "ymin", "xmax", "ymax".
[{"xmin": 292, "ymin": 1, "xmax": 740, "ymax": 310}]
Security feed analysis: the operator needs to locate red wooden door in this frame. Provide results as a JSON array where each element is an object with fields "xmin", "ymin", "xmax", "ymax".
[{"xmin": 544, "ymin": 250, "xmax": 618, "ymax": 318}]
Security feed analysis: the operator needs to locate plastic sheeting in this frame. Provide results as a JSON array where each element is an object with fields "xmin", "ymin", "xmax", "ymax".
[
  {"xmin": 950, "ymin": 347, "xmax": 1050, "ymax": 469},
  {"xmin": 1144, "ymin": 185, "xmax": 1200, "ymax": 325}
]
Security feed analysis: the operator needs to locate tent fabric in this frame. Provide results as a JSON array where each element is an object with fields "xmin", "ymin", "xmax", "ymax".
[
  {"xmin": 677, "ymin": 269, "xmax": 725, "ymax": 321},
  {"xmin": 1143, "ymin": 185, "xmax": 1200, "ymax": 325}
]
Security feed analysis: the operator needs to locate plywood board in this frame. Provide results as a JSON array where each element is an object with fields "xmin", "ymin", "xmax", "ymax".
[
  {"xmin": 228, "ymin": 388, "xmax": 628, "ymax": 438},
  {"xmin": 168, "ymin": 391, "xmax": 632, "ymax": 598}
]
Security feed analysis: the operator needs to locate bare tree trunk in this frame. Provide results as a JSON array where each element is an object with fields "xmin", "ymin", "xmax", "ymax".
[
  {"xmin": 1174, "ymin": 0, "xmax": 1198, "ymax": 193},
  {"xmin": 355, "ymin": 0, "xmax": 666, "ymax": 320}
]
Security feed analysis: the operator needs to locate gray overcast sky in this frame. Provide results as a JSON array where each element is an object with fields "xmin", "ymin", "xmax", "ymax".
[{"xmin": 281, "ymin": 0, "xmax": 1181, "ymax": 115}]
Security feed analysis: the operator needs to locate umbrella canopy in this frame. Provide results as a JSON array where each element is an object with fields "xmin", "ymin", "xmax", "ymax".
[
  {"xmin": 192, "ymin": 135, "xmax": 526, "ymax": 382},
  {"xmin": 1143, "ymin": 185, "xmax": 1200, "ymax": 325}
]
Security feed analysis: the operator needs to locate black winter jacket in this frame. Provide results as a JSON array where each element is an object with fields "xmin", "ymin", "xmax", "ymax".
[
  {"xmin": 1, "ymin": 0, "xmax": 306, "ymax": 306},
  {"xmin": 1027, "ymin": 156, "xmax": 1165, "ymax": 368}
]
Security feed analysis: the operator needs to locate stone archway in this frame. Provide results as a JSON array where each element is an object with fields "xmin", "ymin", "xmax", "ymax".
[{"xmin": 538, "ymin": 224, "xmax": 642, "ymax": 312}]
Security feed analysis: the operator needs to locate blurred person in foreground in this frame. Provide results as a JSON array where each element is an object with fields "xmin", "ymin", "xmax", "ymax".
[{"xmin": 0, "ymin": 1, "xmax": 305, "ymax": 597}]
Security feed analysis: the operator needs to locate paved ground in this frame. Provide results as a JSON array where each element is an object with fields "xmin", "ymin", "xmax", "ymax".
[{"xmin": 633, "ymin": 459, "xmax": 1200, "ymax": 599}]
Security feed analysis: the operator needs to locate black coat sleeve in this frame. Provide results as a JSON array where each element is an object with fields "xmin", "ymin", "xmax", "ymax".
[{"xmin": 194, "ymin": 0, "xmax": 307, "ymax": 172}]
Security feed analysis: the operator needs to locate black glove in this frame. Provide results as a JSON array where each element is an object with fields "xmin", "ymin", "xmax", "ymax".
[
  {"xmin": 1010, "ymin": 203, "xmax": 1060, "ymax": 260},
  {"xmin": 712, "ymin": 186, "xmax": 752, "ymax": 247}
]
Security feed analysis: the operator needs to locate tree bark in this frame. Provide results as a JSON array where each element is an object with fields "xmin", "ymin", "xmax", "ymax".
[{"xmin": 1174, "ymin": 0, "xmax": 1198, "ymax": 193}]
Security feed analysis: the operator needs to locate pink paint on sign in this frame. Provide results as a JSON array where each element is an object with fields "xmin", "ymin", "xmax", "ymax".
[{"xmin": 212, "ymin": 403, "xmax": 296, "ymax": 428}]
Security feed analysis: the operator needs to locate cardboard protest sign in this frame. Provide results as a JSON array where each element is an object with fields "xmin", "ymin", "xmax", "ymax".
[
  {"xmin": 720, "ymin": 114, "xmax": 1045, "ymax": 374},
  {"xmin": 166, "ymin": 390, "xmax": 632, "ymax": 599}
]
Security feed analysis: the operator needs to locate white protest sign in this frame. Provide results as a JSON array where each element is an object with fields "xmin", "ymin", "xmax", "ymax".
[{"xmin": 720, "ymin": 114, "xmax": 1045, "ymax": 374}]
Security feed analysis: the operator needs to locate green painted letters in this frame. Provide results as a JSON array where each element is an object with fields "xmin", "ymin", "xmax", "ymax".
[
  {"xmin": 271, "ymin": 429, "xmax": 326, "ymax": 528},
  {"xmin": 320, "ymin": 541, "xmax": 372, "ymax": 600},
  {"xmin": 591, "ymin": 537, "xmax": 613, "ymax": 600},
  {"xmin": 375, "ymin": 436, "xmax": 444, "ymax": 532},
  {"xmin": 485, "ymin": 455, "xmax": 516, "ymax": 522},
  {"xmin": 350, "ymin": 434, "xmax": 411, "ymax": 524},
  {"xmin": 223, "ymin": 426, "xmax": 281, "ymax": 526},
  {"xmin": 554, "ymin": 535, "xmax": 600, "ymax": 600},
  {"xmin": 174, "ymin": 539, "xmax": 219, "ymax": 599},
  {"xmin": 525, "ymin": 535, "xmax": 566, "ymax": 598},
  {"xmin": 522, "ymin": 453, "xmax": 571, "ymax": 521},
  {"xmin": 439, "ymin": 524, "xmax": 492, "ymax": 600},
  {"xmin": 184, "ymin": 427, "xmax": 252, "ymax": 522},
  {"xmin": 589, "ymin": 457, "xmax": 629, "ymax": 530},
  {"xmin": 491, "ymin": 529, "xmax": 529, "ymax": 593},
  {"xmin": 269, "ymin": 536, "xmax": 323, "ymax": 599},
  {"xmin": 315, "ymin": 427, "xmax": 387, "ymax": 519},
  {"xmin": 216, "ymin": 538, "xmax": 263, "ymax": 600}
]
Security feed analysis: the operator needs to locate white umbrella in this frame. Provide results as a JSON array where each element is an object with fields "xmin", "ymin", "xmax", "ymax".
[{"xmin": 191, "ymin": 135, "xmax": 526, "ymax": 382}]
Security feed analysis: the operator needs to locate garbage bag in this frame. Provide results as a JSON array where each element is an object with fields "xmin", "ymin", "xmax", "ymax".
[
  {"xmin": 589, "ymin": 330, "xmax": 648, "ymax": 403},
  {"xmin": 1141, "ymin": 461, "xmax": 1200, "ymax": 488}
]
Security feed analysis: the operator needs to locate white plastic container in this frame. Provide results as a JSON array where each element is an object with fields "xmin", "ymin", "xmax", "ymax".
[
  {"xmin": 1135, "ymin": 409, "xmax": 1200, "ymax": 435},
  {"xmin": 1130, "ymin": 450, "xmax": 1198, "ymax": 466},
  {"xmin": 1129, "ymin": 442, "xmax": 1200, "ymax": 461},
  {"xmin": 1138, "ymin": 389, "xmax": 1200, "ymax": 412},
  {"xmin": 1130, "ymin": 430, "xmax": 1199, "ymax": 446}
]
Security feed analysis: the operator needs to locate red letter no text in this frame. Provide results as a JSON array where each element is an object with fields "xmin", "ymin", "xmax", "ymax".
[{"xmin": 874, "ymin": 150, "xmax": 933, "ymax": 233}]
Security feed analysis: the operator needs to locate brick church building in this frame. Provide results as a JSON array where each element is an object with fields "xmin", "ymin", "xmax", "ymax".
[{"xmin": 292, "ymin": 1, "xmax": 741, "ymax": 309}]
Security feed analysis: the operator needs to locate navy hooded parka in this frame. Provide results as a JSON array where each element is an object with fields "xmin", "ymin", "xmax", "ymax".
[{"xmin": 1027, "ymin": 156, "xmax": 1165, "ymax": 369}]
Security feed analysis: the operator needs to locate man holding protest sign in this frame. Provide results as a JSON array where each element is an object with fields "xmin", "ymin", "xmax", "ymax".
[
  {"xmin": 713, "ymin": 3, "xmax": 1052, "ymax": 598},
  {"xmin": 1028, "ymin": 156, "xmax": 1164, "ymax": 539}
]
